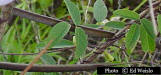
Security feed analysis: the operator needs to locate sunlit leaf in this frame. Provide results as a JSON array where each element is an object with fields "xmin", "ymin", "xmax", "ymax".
[
  {"xmin": 94, "ymin": 0, "xmax": 108, "ymax": 22},
  {"xmin": 105, "ymin": 21, "xmax": 125, "ymax": 29},
  {"xmin": 54, "ymin": 39, "xmax": 74, "ymax": 48},
  {"xmin": 140, "ymin": 25, "xmax": 155, "ymax": 52},
  {"xmin": 37, "ymin": 22, "xmax": 71, "ymax": 49},
  {"xmin": 64, "ymin": 0, "xmax": 81, "ymax": 25},
  {"xmin": 113, "ymin": 9, "xmax": 140, "ymax": 20},
  {"xmin": 140, "ymin": 18, "xmax": 156, "ymax": 39},
  {"xmin": 125, "ymin": 24, "xmax": 140, "ymax": 54},
  {"xmin": 75, "ymin": 27, "xmax": 88, "ymax": 58},
  {"xmin": 38, "ymin": 22, "xmax": 71, "ymax": 75},
  {"xmin": 104, "ymin": 50, "xmax": 114, "ymax": 62}
]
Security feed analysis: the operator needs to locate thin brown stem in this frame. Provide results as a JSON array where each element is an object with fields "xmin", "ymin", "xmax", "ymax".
[
  {"xmin": 139, "ymin": 52, "xmax": 148, "ymax": 67},
  {"xmin": 0, "ymin": 47, "xmax": 75, "ymax": 56},
  {"xmin": 0, "ymin": 62, "xmax": 140, "ymax": 72},
  {"xmin": 0, "ymin": 3, "xmax": 14, "ymax": 61},
  {"xmin": 20, "ymin": 40, "xmax": 53, "ymax": 75}
]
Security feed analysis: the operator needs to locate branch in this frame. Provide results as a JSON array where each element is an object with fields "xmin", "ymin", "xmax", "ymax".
[
  {"xmin": 0, "ymin": 62, "xmax": 140, "ymax": 72},
  {"xmin": 148, "ymin": 0, "xmax": 158, "ymax": 35},
  {"xmin": 12, "ymin": 8, "xmax": 114, "ymax": 38},
  {"xmin": 0, "ymin": 2, "xmax": 15, "ymax": 61},
  {"xmin": 0, "ymin": 47, "xmax": 75, "ymax": 56},
  {"xmin": 10, "ymin": 0, "xmax": 160, "ymax": 38},
  {"xmin": 0, "ymin": 3, "xmax": 13, "ymax": 42},
  {"xmin": 82, "ymin": 33, "xmax": 125, "ymax": 63},
  {"xmin": 20, "ymin": 40, "xmax": 53, "ymax": 75}
]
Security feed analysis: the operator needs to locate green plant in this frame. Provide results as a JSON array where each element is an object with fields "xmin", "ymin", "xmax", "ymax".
[{"xmin": 0, "ymin": 0, "xmax": 160, "ymax": 75}]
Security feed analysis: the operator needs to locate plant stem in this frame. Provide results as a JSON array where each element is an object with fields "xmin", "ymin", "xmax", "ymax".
[
  {"xmin": 148, "ymin": 0, "xmax": 158, "ymax": 35},
  {"xmin": 133, "ymin": 0, "xmax": 147, "ymax": 12}
]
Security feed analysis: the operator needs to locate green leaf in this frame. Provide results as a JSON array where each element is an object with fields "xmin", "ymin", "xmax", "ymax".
[
  {"xmin": 140, "ymin": 18, "xmax": 156, "ymax": 39},
  {"xmin": 39, "ymin": 0, "xmax": 52, "ymax": 9},
  {"xmin": 41, "ymin": 54, "xmax": 59, "ymax": 75},
  {"xmin": 75, "ymin": 27, "xmax": 88, "ymax": 58},
  {"xmin": 55, "ymin": 7, "xmax": 67, "ymax": 18},
  {"xmin": 37, "ymin": 22, "xmax": 71, "ymax": 49},
  {"xmin": 113, "ymin": 9, "xmax": 140, "ymax": 20},
  {"xmin": 125, "ymin": 24, "xmax": 140, "ymax": 54},
  {"xmin": 105, "ymin": 21, "xmax": 125, "ymax": 29},
  {"xmin": 41, "ymin": 54, "xmax": 56, "ymax": 64},
  {"xmin": 54, "ymin": 39, "xmax": 74, "ymax": 48},
  {"xmin": 64, "ymin": 0, "xmax": 81, "ymax": 25},
  {"xmin": 85, "ymin": 24, "xmax": 100, "ymax": 28},
  {"xmin": 69, "ymin": 58, "xmax": 79, "ymax": 64},
  {"xmin": 94, "ymin": 0, "xmax": 108, "ymax": 22},
  {"xmin": 104, "ymin": 50, "xmax": 114, "ymax": 62},
  {"xmin": 157, "ymin": 14, "xmax": 161, "ymax": 34},
  {"xmin": 140, "ymin": 25, "xmax": 155, "ymax": 52}
]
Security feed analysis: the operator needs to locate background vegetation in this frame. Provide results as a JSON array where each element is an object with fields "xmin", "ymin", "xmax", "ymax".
[{"xmin": 0, "ymin": 0, "xmax": 161, "ymax": 75}]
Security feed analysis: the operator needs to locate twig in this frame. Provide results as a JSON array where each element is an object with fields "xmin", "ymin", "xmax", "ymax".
[
  {"xmin": 0, "ymin": 47, "xmax": 75, "ymax": 56},
  {"xmin": 0, "ymin": 62, "xmax": 140, "ymax": 72},
  {"xmin": 140, "ymin": 0, "xmax": 161, "ymax": 18},
  {"xmin": 20, "ymin": 40, "xmax": 53, "ymax": 75},
  {"xmin": 151, "ymin": 49, "xmax": 158, "ymax": 67},
  {"xmin": 12, "ymin": 8, "xmax": 114, "ymax": 38},
  {"xmin": 82, "ymin": 33, "xmax": 125, "ymax": 64},
  {"xmin": 0, "ymin": 3, "xmax": 14, "ymax": 61},
  {"xmin": 84, "ymin": 0, "xmax": 91, "ymax": 24},
  {"xmin": 122, "ymin": 51, "xmax": 131, "ymax": 67},
  {"xmin": 148, "ymin": 0, "xmax": 158, "ymax": 35},
  {"xmin": 31, "ymin": 21, "xmax": 40, "ymax": 44},
  {"xmin": 139, "ymin": 52, "xmax": 148, "ymax": 67},
  {"xmin": 115, "ymin": 25, "xmax": 130, "ymax": 36},
  {"xmin": 118, "ymin": 0, "xmax": 123, "ymax": 9}
]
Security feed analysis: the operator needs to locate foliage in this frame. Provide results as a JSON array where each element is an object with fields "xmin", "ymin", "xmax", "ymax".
[
  {"xmin": 140, "ymin": 18, "xmax": 156, "ymax": 39},
  {"xmin": 105, "ymin": 21, "xmax": 125, "ymax": 29},
  {"xmin": 93, "ymin": 0, "xmax": 108, "ymax": 22},
  {"xmin": 0, "ymin": 0, "xmax": 160, "ymax": 75},
  {"xmin": 37, "ymin": 22, "xmax": 71, "ymax": 49},
  {"xmin": 125, "ymin": 24, "xmax": 140, "ymax": 54},
  {"xmin": 113, "ymin": 9, "xmax": 140, "ymax": 20},
  {"xmin": 64, "ymin": 0, "xmax": 81, "ymax": 25},
  {"xmin": 140, "ymin": 25, "xmax": 155, "ymax": 52},
  {"xmin": 75, "ymin": 27, "xmax": 88, "ymax": 59}
]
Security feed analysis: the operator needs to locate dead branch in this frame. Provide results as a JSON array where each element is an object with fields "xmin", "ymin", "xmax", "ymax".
[
  {"xmin": 0, "ymin": 62, "xmax": 140, "ymax": 72},
  {"xmin": 12, "ymin": 8, "xmax": 114, "ymax": 38}
]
